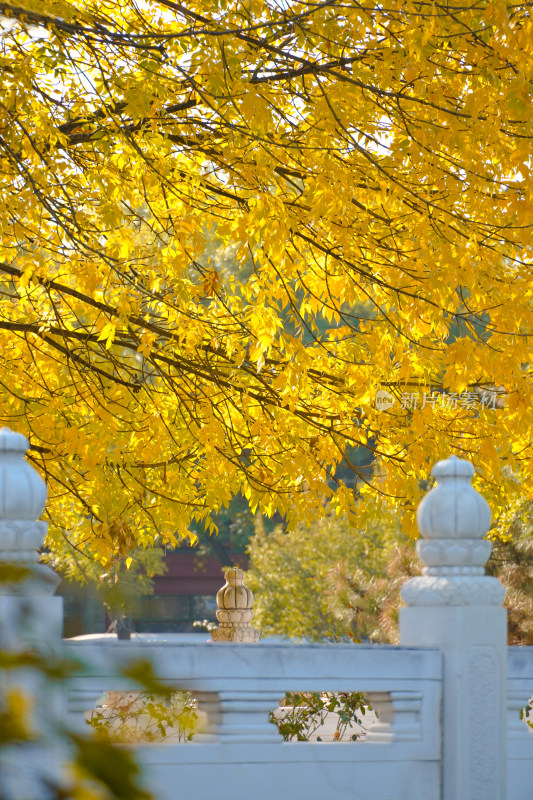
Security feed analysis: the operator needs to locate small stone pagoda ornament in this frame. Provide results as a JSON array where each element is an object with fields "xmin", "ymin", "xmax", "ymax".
[{"xmin": 211, "ymin": 567, "xmax": 260, "ymax": 642}]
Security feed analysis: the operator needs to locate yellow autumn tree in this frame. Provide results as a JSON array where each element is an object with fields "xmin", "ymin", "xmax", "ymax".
[{"xmin": 0, "ymin": 0, "xmax": 532, "ymax": 566}]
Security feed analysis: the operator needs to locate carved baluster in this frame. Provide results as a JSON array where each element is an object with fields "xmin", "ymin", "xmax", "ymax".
[
  {"xmin": 194, "ymin": 691, "xmax": 222, "ymax": 742},
  {"xmin": 194, "ymin": 688, "xmax": 282, "ymax": 744},
  {"xmin": 365, "ymin": 691, "xmax": 423, "ymax": 743},
  {"xmin": 66, "ymin": 687, "xmax": 108, "ymax": 734},
  {"xmin": 217, "ymin": 690, "xmax": 282, "ymax": 743}
]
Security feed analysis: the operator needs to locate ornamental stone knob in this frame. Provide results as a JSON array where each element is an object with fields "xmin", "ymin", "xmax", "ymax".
[
  {"xmin": 416, "ymin": 455, "xmax": 491, "ymax": 540},
  {"xmin": 0, "ymin": 428, "xmax": 47, "ymax": 520},
  {"xmin": 0, "ymin": 428, "xmax": 58, "ymax": 595},
  {"xmin": 212, "ymin": 568, "xmax": 260, "ymax": 642},
  {"xmin": 401, "ymin": 454, "xmax": 505, "ymax": 607}
]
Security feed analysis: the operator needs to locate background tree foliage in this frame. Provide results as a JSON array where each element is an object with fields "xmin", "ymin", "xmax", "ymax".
[
  {"xmin": 489, "ymin": 499, "xmax": 533, "ymax": 644},
  {"xmin": 247, "ymin": 500, "xmax": 533, "ymax": 646},
  {"xmin": 44, "ymin": 545, "xmax": 167, "ymax": 626},
  {"xmin": 1, "ymin": 0, "xmax": 532, "ymax": 564},
  {"xmin": 247, "ymin": 502, "xmax": 413, "ymax": 642}
]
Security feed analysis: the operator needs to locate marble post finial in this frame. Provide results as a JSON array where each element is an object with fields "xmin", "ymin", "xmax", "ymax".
[
  {"xmin": 0, "ymin": 427, "xmax": 59, "ymax": 595},
  {"xmin": 211, "ymin": 567, "xmax": 260, "ymax": 642},
  {"xmin": 401, "ymin": 454, "xmax": 506, "ymax": 607}
]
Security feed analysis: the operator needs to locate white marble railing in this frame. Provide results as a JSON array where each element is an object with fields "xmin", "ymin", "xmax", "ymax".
[
  {"xmin": 1, "ymin": 426, "xmax": 533, "ymax": 800},
  {"xmin": 63, "ymin": 638, "xmax": 442, "ymax": 747},
  {"xmin": 62, "ymin": 639, "xmax": 442, "ymax": 800},
  {"xmin": 58, "ymin": 636, "xmax": 533, "ymax": 800}
]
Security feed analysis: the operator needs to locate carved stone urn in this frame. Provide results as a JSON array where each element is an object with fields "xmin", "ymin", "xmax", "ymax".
[{"xmin": 211, "ymin": 567, "xmax": 260, "ymax": 642}]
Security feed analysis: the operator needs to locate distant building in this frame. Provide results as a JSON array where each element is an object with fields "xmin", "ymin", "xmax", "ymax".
[
  {"xmin": 60, "ymin": 548, "xmax": 248, "ymax": 637},
  {"xmin": 135, "ymin": 550, "xmax": 248, "ymax": 633}
]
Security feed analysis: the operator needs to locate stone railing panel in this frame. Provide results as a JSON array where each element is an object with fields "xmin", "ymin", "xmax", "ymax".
[{"xmin": 63, "ymin": 639, "xmax": 442, "ymax": 759}]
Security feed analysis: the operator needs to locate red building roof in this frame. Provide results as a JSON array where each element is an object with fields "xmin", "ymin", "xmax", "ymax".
[{"xmin": 154, "ymin": 552, "xmax": 249, "ymax": 595}]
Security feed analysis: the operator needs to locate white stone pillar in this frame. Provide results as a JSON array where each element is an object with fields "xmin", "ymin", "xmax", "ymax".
[
  {"xmin": 400, "ymin": 455, "xmax": 507, "ymax": 800},
  {"xmin": 0, "ymin": 428, "xmax": 63, "ymax": 799}
]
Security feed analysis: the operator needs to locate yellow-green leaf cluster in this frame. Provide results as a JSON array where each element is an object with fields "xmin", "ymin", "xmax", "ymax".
[{"xmin": 0, "ymin": 0, "xmax": 531, "ymax": 563}]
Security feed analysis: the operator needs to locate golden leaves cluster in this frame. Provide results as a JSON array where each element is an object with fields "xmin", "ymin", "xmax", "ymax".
[{"xmin": 0, "ymin": 0, "xmax": 532, "ymax": 562}]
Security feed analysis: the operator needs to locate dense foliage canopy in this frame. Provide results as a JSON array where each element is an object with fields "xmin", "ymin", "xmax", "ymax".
[{"xmin": 1, "ymin": 0, "xmax": 532, "ymax": 563}]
